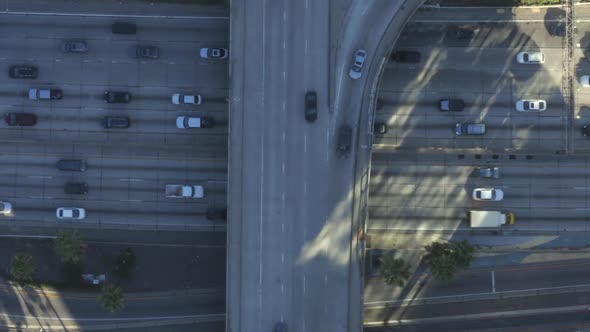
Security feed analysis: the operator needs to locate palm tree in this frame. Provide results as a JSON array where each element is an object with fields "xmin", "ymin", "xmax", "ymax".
[
  {"xmin": 53, "ymin": 230, "xmax": 87, "ymax": 264},
  {"xmin": 100, "ymin": 284, "xmax": 125, "ymax": 313},
  {"xmin": 381, "ymin": 256, "xmax": 411, "ymax": 287},
  {"xmin": 423, "ymin": 241, "xmax": 451, "ymax": 264},
  {"xmin": 451, "ymin": 240, "xmax": 475, "ymax": 268},
  {"xmin": 10, "ymin": 253, "xmax": 34, "ymax": 284},
  {"xmin": 427, "ymin": 255, "xmax": 456, "ymax": 282}
]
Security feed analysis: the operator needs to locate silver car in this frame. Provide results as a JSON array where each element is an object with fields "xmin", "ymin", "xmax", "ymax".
[
  {"xmin": 515, "ymin": 99, "xmax": 546, "ymax": 112},
  {"xmin": 472, "ymin": 188, "xmax": 504, "ymax": 201},
  {"xmin": 516, "ymin": 52, "xmax": 544, "ymax": 64},
  {"xmin": 349, "ymin": 49, "xmax": 367, "ymax": 80}
]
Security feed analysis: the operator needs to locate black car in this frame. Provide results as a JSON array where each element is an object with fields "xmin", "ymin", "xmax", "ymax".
[
  {"xmin": 104, "ymin": 91, "xmax": 131, "ymax": 103},
  {"xmin": 129, "ymin": 46, "xmax": 159, "ymax": 59},
  {"xmin": 337, "ymin": 125, "xmax": 352, "ymax": 158},
  {"xmin": 391, "ymin": 51, "xmax": 421, "ymax": 63},
  {"xmin": 64, "ymin": 182, "xmax": 88, "ymax": 195},
  {"xmin": 112, "ymin": 22, "xmax": 137, "ymax": 34},
  {"xmin": 583, "ymin": 125, "xmax": 590, "ymax": 137},
  {"xmin": 9, "ymin": 65, "xmax": 38, "ymax": 79},
  {"xmin": 374, "ymin": 122, "xmax": 388, "ymax": 135},
  {"xmin": 446, "ymin": 26, "xmax": 475, "ymax": 40},
  {"xmin": 102, "ymin": 116, "xmax": 130, "ymax": 129},
  {"xmin": 439, "ymin": 99, "xmax": 465, "ymax": 112},
  {"xmin": 305, "ymin": 91, "xmax": 317, "ymax": 122},
  {"xmin": 206, "ymin": 208, "xmax": 227, "ymax": 221},
  {"xmin": 5, "ymin": 113, "xmax": 37, "ymax": 126}
]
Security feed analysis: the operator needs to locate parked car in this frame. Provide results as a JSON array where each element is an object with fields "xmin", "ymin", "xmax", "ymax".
[
  {"xmin": 56, "ymin": 159, "xmax": 86, "ymax": 172},
  {"xmin": 129, "ymin": 45, "xmax": 159, "ymax": 59},
  {"xmin": 172, "ymin": 94, "xmax": 202, "ymax": 105},
  {"xmin": 516, "ymin": 52, "xmax": 545, "ymax": 64},
  {"xmin": 56, "ymin": 207, "xmax": 86, "ymax": 220},
  {"xmin": 439, "ymin": 99, "xmax": 465, "ymax": 112},
  {"xmin": 104, "ymin": 91, "xmax": 131, "ymax": 103},
  {"xmin": 176, "ymin": 116, "xmax": 214, "ymax": 129},
  {"xmin": 583, "ymin": 125, "xmax": 590, "ymax": 137},
  {"xmin": 5, "ymin": 113, "xmax": 37, "ymax": 126},
  {"xmin": 62, "ymin": 40, "xmax": 88, "ymax": 53},
  {"xmin": 472, "ymin": 188, "xmax": 504, "ymax": 201},
  {"xmin": 112, "ymin": 22, "xmax": 136, "ymax": 34},
  {"xmin": 199, "ymin": 47, "xmax": 228, "ymax": 59},
  {"xmin": 9, "ymin": 65, "xmax": 38, "ymax": 79},
  {"xmin": 391, "ymin": 50, "xmax": 421, "ymax": 63},
  {"xmin": 374, "ymin": 122, "xmax": 388, "ymax": 135},
  {"xmin": 479, "ymin": 167, "xmax": 500, "ymax": 179},
  {"xmin": 28, "ymin": 88, "xmax": 62, "ymax": 100},
  {"xmin": 0, "ymin": 201, "xmax": 12, "ymax": 215},
  {"xmin": 206, "ymin": 207, "xmax": 227, "ymax": 221},
  {"xmin": 455, "ymin": 123, "xmax": 486, "ymax": 135},
  {"xmin": 581, "ymin": 75, "xmax": 590, "ymax": 88},
  {"xmin": 64, "ymin": 182, "xmax": 88, "ymax": 195},
  {"xmin": 337, "ymin": 125, "xmax": 352, "ymax": 158},
  {"xmin": 102, "ymin": 116, "xmax": 130, "ymax": 129},
  {"xmin": 515, "ymin": 99, "xmax": 546, "ymax": 112},
  {"xmin": 305, "ymin": 91, "xmax": 317, "ymax": 122},
  {"xmin": 446, "ymin": 26, "xmax": 475, "ymax": 40},
  {"xmin": 349, "ymin": 49, "xmax": 367, "ymax": 80}
]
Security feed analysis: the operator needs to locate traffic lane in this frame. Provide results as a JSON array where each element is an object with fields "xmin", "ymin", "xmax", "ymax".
[
  {"xmin": 365, "ymin": 260, "xmax": 590, "ymax": 304},
  {"xmin": 0, "ymin": 288, "xmax": 225, "ymax": 321},
  {"xmin": 364, "ymin": 311, "xmax": 590, "ymax": 332},
  {"xmin": 398, "ymin": 20, "xmax": 563, "ymax": 49}
]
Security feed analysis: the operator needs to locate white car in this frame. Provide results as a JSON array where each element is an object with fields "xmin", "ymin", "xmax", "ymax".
[
  {"xmin": 472, "ymin": 188, "xmax": 503, "ymax": 201},
  {"xmin": 516, "ymin": 52, "xmax": 545, "ymax": 64},
  {"xmin": 0, "ymin": 201, "xmax": 12, "ymax": 215},
  {"xmin": 176, "ymin": 116, "xmax": 214, "ymax": 129},
  {"xmin": 172, "ymin": 93, "xmax": 202, "ymax": 105},
  {"xmin": 515, "ymin": 99, "xmax": 547, "ymax": 112},
  {"xmin": 581, "ymin": 75, "xmax": 590, "ymax": 87},
  {"xmin": 56, "ymin": 207, "xmax": 86, "ymax": 220},
  {"xmin": 199, "ymin": 47, "xmax": 228, "ymax": 59},
  {"xmin": 349, "ymin": 49, "xmax": 367, "ymax": 80}
]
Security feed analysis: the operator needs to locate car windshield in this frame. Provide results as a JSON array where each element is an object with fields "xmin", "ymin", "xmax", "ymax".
[
  {"xmin": 72, "ymin": 210, "xmax": 79, "ymax": 218},
  {"xmin": 539, "ymin": 102, "xmax": 545, "ymax": 109},
  {"xmin": 523, "ymin": 101, "xmax": 530, "ymax": 109},
  {"xmin": 523, "ymin": 54, "xmax": 529, "ymax": 61}
]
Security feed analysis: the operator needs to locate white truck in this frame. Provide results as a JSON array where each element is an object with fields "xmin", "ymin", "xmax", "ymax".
[
  {"xmin": 165, "ymin": 185, "xmax": 204, "ymax": 198},
  {"xmin": 469, "ymin": 210, "xmax": 515, "ymax": 228}
]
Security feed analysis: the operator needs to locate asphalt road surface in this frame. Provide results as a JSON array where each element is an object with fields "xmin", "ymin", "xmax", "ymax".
[{"xmin": 0, "ymin": 13, "xmax": 229, "ymax": 230}]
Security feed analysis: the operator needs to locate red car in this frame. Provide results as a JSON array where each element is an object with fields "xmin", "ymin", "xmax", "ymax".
[{"xmin": 5, "ymin": 113, "xmax": 37, "ymax": 126}]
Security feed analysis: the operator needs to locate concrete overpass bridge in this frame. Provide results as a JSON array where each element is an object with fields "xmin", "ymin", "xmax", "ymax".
[{"xmin": 226, "ymin": 0, "xmax": 425, "ymax": 331}]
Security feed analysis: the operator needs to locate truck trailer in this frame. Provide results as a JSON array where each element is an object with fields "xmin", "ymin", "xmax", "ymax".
[{"xmin": 469, "ymin": 210, "xmax": 515, "ymax": 228}]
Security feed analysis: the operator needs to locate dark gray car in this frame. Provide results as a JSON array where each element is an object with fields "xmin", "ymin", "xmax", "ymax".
[
  {"xmin": 64, "ymin": 182, "xmax": 89, "ymax": 194},
  {"xmin": 102, "ymin": 116, "xmax": 130, "ymax": 129},
  {"xmin": 337, "ymin": 125, "xmax": 353, "ymax": 158},
  {"xmin": 455, "ymin": 123, "xmax": 486, "ymax": 135},
  {"xmin": 63, "ymin": 40, "xmax": 88, "ymax": 53}
]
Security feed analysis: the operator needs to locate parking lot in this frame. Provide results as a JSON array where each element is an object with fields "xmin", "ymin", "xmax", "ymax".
[{"xmin": 0, "ymin": 14, "xmax": 229, "ymax": 229}]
